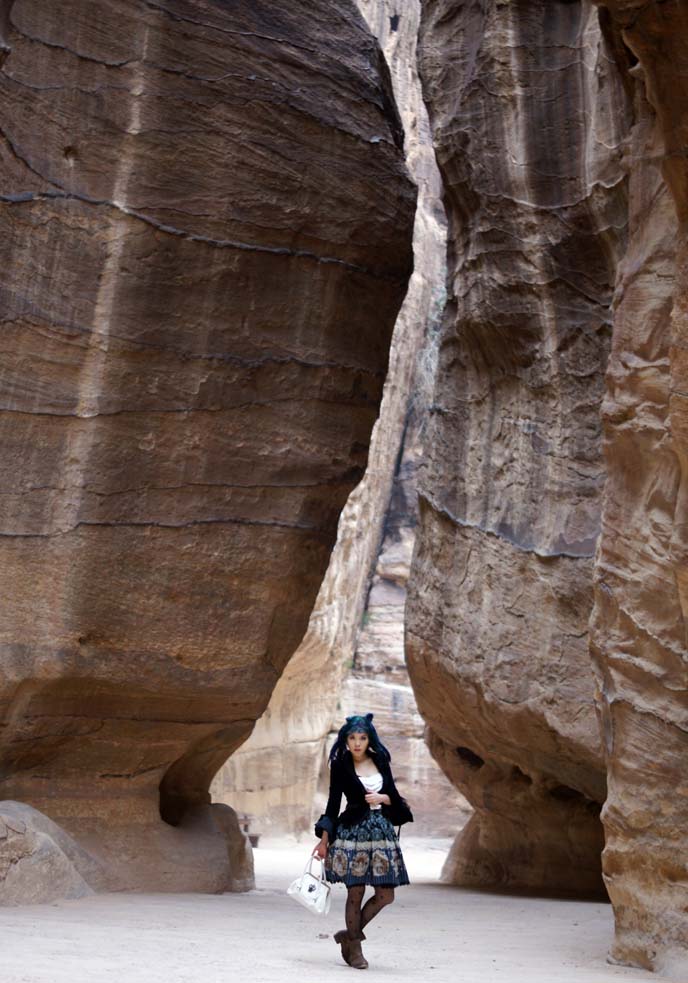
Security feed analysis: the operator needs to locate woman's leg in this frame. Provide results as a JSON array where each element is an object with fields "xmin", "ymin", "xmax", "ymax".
[
  {"xmin": 345, "ymin": 884, "xmax": 366, "ymax": 939},
  {"xmin": 360, "ymin": 886, "xmax": 395, "ymax": 930},
  {"xmin": 344, "ymin": 885, "xmax": 370, "ymax": 970}
]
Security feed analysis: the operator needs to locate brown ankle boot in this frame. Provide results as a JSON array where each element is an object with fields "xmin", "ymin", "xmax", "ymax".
[
  {"xmin": 348, "ymin": 937, "xmax": 369, "ymax": 970},
  {"xmin": 333, "ymin": 930, "xmax": 351, "ymax": 965},
  {"xmin": 334, "ymin": 929, "xmax": 366, "ymax": 966}
]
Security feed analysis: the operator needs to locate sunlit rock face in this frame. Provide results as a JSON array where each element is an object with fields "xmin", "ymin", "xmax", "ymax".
[
  {"xmin": 211, "ymin": 0, "xmax": 454, "ymax": 838},
  {"xmin": 407, "ymin": 0, "xmax": 630, "ymax": 894},
  {"xmin": 588, "ymin": 2, "xmax": 688, "ymax": 976},
  {"xmin": 0, "ymin": 0, "xmax": 414, "ymax": 895}
]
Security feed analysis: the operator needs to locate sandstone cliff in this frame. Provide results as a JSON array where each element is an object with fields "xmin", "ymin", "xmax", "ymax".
[
  {"xmin": 0, "ymin": 0, "xmax": 414, "ymax": 896},
  {"xmin": 589, "ymin": 2, "xmax": 688, "ymax": 975},
  {"xmin": 408, "ymin": 0, "xmax": 631, "ymax": 895}
]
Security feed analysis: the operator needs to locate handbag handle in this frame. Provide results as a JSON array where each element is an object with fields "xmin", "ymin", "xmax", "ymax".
[{"xmin": 304, "ymin": 854, "xmax": 326, "ymax": 879}]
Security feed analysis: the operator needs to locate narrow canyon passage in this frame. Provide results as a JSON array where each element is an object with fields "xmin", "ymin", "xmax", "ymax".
[
  {"xmin": 0, "ymin": 840, "xmax": 657, "ymax": 983},
  {"xmin": 1, "ymin": 0, "xmax": 686, "ymax": 978}
]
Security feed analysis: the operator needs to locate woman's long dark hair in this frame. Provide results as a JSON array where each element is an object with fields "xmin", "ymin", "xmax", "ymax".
[{"xmin": 328, "ymin": 712, "xmax": 391, "ymax": 766}]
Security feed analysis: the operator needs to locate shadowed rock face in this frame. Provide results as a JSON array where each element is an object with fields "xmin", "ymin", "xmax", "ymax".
[
  {"xmin": 407, "ymin": 0, "xmax": 630, "ymax": 894},
  {"xmin": 589, "ymin": 2, "xmax": 688, "ymax": 975},
  {"xmin": 0, "ymin": 0, "xmax": 415, "ymax": 893}
]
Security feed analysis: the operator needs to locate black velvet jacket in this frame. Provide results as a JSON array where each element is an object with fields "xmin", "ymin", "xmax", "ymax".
[{"xmin": 314, "ymin": 750, "xmax": 413, "ymax": 839}]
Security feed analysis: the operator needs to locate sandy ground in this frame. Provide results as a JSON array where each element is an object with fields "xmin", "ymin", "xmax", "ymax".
[{"xmin": 0, "ymin": 837, "xmax": 658, "ymax": 983}]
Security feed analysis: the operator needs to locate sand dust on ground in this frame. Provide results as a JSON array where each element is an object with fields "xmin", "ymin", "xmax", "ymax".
[{"xmin": 0, "ymin": 837, "xmax": 658, "ymax": 983}]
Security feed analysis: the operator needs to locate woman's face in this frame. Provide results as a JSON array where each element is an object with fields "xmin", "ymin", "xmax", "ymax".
[{"xmin": 346, "ymin": 730, "xmax": 369, "ymax": 759}]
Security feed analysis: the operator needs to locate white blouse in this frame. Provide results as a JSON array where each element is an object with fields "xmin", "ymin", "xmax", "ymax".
[{"xmin": 356, "ymin": 770, "xmax": 383, "ymax": 809}]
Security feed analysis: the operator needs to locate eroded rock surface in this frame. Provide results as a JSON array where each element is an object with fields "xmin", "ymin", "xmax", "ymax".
[
  {"xmin": 407, "ymin": 0, "xmax": 630, "ymax": 894},
  {"xmin": 589, "ymin": 2, "xmax": 688, "ymax": 975},
  {"xmin": 0, "ymin": 801, "xmax": 100, "ymax": 904},
  {"xmin": 0, "ymin": 0, "xmax": 414, "ymax": 893}
]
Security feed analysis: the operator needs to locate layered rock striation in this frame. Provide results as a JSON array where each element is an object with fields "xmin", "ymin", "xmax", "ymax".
[
  {"xmin": 589, "ymin": 2, "xmax": 688, "ymax": 975},
  {"xmin": 408, "ymin": 0, "xmax": 631, "ymax": 894},
  {"xmin": 0, "ymin": 0, "xmax": 414, "ymax": 895}
]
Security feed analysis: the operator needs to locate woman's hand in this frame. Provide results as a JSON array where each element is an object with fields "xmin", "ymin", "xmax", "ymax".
[
  {"xmin": 365, "ymin": 792, "xmax": 391, "ymax": 807},
  {"xmin": 312, "ymin": 837, "xmax": 328, "ymax": 860}
]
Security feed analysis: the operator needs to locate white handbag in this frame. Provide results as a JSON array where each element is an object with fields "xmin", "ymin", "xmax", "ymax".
[{"xmin": 286, "ymin": 854, "xmax": 332, "ymax": 916}]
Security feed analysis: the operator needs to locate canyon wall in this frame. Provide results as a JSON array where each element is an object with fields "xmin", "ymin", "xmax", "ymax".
[
  {"xmin": 0, "ymin": 0, "xmax": 415, "ymax": 896},
  {"xmin": 212, "ymin": 0, "xmax": 467, "ymax": 839},
  {"xmin": 412, "ymin": 0, "xmax": 688, "ymax": 968},
  {"xmin": 407, "ymin": 0, "xmax": 631, "ymax": 895},
  {"xmin": 589, "ymin": 2, "xmax": 688, "ymax": 975}
]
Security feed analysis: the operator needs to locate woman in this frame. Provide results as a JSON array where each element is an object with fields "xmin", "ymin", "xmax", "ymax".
[{"xmin": 312, "ymin": 712, "xmax": 413, "ymax": 970}]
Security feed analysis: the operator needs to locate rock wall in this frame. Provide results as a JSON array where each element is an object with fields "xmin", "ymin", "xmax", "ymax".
[
  {"xmin": 589, "ymin": 2, "xmax": 688, "ymax": 975},
  {"xmin": 211, "ymin": 0, "xmax": 455, "ymax": 838},
  {"xmin": 0, "ymin": 0, "xmax": 414, "ymax": 896},
  {"xmin": 407, "ymin": 0, "xmax": 631, "ymax": 894}
]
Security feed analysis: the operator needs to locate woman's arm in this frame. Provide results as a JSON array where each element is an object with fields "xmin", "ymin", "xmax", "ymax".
[
  {"xmin": 384, "ymin": 766, "xmax": 414, "ymax": 824},
  {"xmin": 314, "ymin": 762, "xmax": 342, "ymax": 842},
  {"xmin": 364, "ymin": 792, "xmax": 390, "ymax": 806}
]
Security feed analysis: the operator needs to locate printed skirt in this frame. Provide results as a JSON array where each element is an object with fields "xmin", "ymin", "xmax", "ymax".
[{"xmin": 324, "ymin": 811, "xmax": 410, "ymax": 887}]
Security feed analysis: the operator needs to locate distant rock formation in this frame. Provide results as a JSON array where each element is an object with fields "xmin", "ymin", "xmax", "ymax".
[
  {"xmin": 0, "ymin": 0, "xmax": 414, "ymax": 897},
  {"xmin": 407, "ymin": 0, "xmax": 631, "ymax": 895}
]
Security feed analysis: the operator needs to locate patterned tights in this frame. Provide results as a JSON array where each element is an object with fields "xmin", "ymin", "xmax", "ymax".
[{"xmin": 345, "ymin": 885, "xmax": 395, "ymax": 938}]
